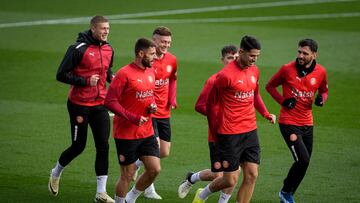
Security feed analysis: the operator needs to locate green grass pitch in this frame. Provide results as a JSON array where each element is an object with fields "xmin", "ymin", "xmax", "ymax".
[{"xmin": 0, "ymin": 0, "xmax": 360, "ymax": 202}]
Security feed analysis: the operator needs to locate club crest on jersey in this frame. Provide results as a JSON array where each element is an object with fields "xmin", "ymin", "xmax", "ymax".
[
  {"xmin": 251, "ymin": 76, "xmax": 256, "ymax": 84},
  {"xmin": 166, "ymin": 65, "xmax": 172, "ymax": 73},
  {"xmin": 148, "ymin": 76, "xmax": 153, "ymax": 83},
  {"xmin": 310, "ymin": 78, "xmax": 316, "ymax": 85}
]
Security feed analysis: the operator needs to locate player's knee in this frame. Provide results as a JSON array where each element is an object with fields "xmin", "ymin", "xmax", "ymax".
[
  {"xmin": 160, "ymin": 150, "xmax": 170, "ymax": 158},
  {"xmin": 224, "ymin": 174, "xmax": 238, "ymax": 187},
  {"xmin": 147, "ymin": 166, "xmax": 161, "ymax": 178},
  {"xmin": 244, "ymin": 170, "xmax": 258, "ymax": 184},
  {"xmin": 212, "ymin": 172, "xmax": 222, "ymax": 179}
]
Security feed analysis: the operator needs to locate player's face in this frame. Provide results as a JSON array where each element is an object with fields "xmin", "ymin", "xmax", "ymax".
[
  {"xmin": 153, "ymin": 34, "xmax": 171, "ymax": 55},
  {"xmin": 297, "ymin": 46, "xmax": 317, "ymax": 67},
  {"xmin": 141, "ymin": 47, "xmax": 156, "ymax": 68},
  {"xmin": 91, "ymin": 22, "xmax": 110, "ymax": 42},
  {"xmin": 238, "ymin": 49, "xmax": 260, "ymax": 67},
  {"xmin": 222, "ymin": 52, "xmax": 239, "ymax": 65}
]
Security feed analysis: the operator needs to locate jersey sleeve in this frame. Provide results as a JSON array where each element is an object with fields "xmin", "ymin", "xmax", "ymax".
[
  {"xmin": 195, "ymin": 78, "xmax": 212, "ymax": 116},
  {"xmin": 254, "ymin": 82, "xmax": 270, "ymax": 118},
  {"xmin": 56, "ymin": 44, "xmax": 87, "ymax": 86},
  {"xmin": 318, "ymin": 68, "xmax": 329, "ymax": 103},
  {"xmin": 105, "ymin": 71, "xmax": 141, "ymax": 125},
  {"xmin": 206, "ymin": 73, "xmax": 226, "ymax": 135},
  {"xmin": 266, "ymin": 66, "xmax": 286, "ymax": 105},
  {"xmin": 168, "ymin": 59, "xmax": 177, "ymax": 107}
]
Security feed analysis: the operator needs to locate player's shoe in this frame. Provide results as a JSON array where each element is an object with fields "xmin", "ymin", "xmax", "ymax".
[
  {"xmin": 279, "ymin": 191, "xmax": 295, "ymax": 203},
  {"xmin": 95, "ymin": 192, "xmax": 115, "ymax": 203},
  {"xmin": 48, "ymin": 170, "xmax": 60, "ymax": 196},
  {"xmin": 144, "ymin": 189, "xmax": 162, "ymax": 200},
  {"xmin": 192, "ymin": 188, "xmax": 206, "ymax": 203},
  {"xmin": 178, "ymin": 172, "xmax": 194, "ymax": 198}
]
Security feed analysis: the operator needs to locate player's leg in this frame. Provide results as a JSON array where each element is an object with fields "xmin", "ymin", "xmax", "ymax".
[
  {"xmin": 114, "ymin": 138, "xmax": 139, "ymax": 202},
  {"xmin": 49, "ymin": 100, "xmax": 89, "ymax": 196},
  {"xmin": 279, "ymin": 124, "xmax": 311, "ymax": 202},
  {"xmin": 126, "ymin": 136, "xmax": 161, "ymax": 202},
  {"xmin": 156, "ymin": 118, "xmax": 172, "ymax": 158},
  {"xmin": 236, "ymin": 130, "xmax": 260, "ymax": 203},
  {"xmin": 237, "ymin": 162, "xmax": 258, "ymax": 203},
  {"xmin": 89, "ymin": 105, "xmax": 113, "ymax": 203}
]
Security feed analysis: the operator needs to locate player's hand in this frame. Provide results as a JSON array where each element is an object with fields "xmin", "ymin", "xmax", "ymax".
[
  {"xmin": 314, "ymin": 94, "xmax": 323, "ymax": 107},
  {"xmin": 148, "ymin": 103, "xmax": 157, "ymax": 114},
  {"xmin": 139, "ymin": 116, "xmax": 149, "ymax": 126},
  {"xmin": 266, "ymin": 114, "xmax": 276, "ymax": 124},
  {"xmin": 282, "ymin": 98, "xmax": 296, "ymax": 109},
  {"xmin": 89, "ymin": 74, "xmax": 100, "ymax": 86}
]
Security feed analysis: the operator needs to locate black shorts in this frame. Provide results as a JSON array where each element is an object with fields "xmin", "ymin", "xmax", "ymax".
[
  {"xmin": 218, "ymin": 129, "xmax": 260, "ymax": 172},
  {"xmin": 209, "ymin": 142, "xmax": 222, "ymax": 172},
  {"xmin": 114, "ymin": 135, "xmax": 160, "ymax": 165},
  {"xmin": 152, "ymin": 117, "xmax": 171, "ymax": 142}
]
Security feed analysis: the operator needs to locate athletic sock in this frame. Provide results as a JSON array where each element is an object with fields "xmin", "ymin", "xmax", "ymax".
[
  {"xmin": 114, "ymin": 195, "xmax": 126, "ymax": 203},
  {"xmin": 218, "ymin": 191, "xmax": 231, "ymax": 203},
  {"xmin": 199, "ymin": 185, "xmax": 213, "ymax": 200},
  {"xmin": 96, "ymin": 175, "xmax": 108, "ymax": 193},
  {"xmin": 135, "ymin": 159, "xmax": 143, "ymax": 169},
  {"xmin": 145, "ymin": 183, "xmax": 155, "ymax": 193},
  {"xmin": 51, "ymin": 161, "xmax": 64, "ymax": 178},
  {"xmin": 190, "ymin": 172, "xmax": 201, "ymax": 183},
  {"xmin": 126, "ymin": 186, "xmax": 143, "ymax": 203}
]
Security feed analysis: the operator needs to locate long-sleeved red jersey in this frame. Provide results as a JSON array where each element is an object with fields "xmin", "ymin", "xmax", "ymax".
[
  {"xmin": 105, "ymin": 63, "xmax": 155, "ymax": 140},
  {"xmin": 266, "ymin": 61, "xmax": 328, "ymax": 126}
]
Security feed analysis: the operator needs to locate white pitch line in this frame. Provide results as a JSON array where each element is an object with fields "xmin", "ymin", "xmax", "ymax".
[
  {"xmin": 0, "ymin": 0, "xmax": 356, "ymax": 28},
  {"xmin": 108, "ymin": 12, "xmax": 360, "ymax": 24}
]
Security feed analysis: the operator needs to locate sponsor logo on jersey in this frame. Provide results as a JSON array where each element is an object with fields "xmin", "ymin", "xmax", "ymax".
[
  {"xmin": 155, "ymin": 78, "xmax": 169, "ymax": 87},
  {"xmin": 291, "ymin": 87, "xmax": 314, "ymax": 99},
  {"xmin": 234, "ymin": 90, "xmax": 254, "ymax": 101},
  {"xmin": 136, "ymin": 89, "xmax": 154, "ymax": 99}
]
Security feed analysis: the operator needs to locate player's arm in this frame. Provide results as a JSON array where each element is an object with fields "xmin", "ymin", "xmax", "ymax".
[
  {"xmin": 266, "ymin": 67, "xmax": 296, "ymax": 109},
  {"xmin": 105, "ymin": 73, "xmax": 142, "ymax": 125},
  {"xmin": 195, "ymin": 79, "xmax": 212, "ymax": 116},
  {"xmin": 314, "ymin": 71, "xmax": 329, "ymax": 107},
  {"xmin": 206, "ymin": 74, "xmax": 223, "ymax": 135},
  {"xmin": 106, "ymin": 49, "xmax": 115, "ymax": 83},
  {"xmin": 168, "ymin": 61, "xmax": 177, "ymax": 109},
  {"xmin": 254, "ymin": 84, "xmax": 276, "ymax": 124},
  {"xmin": 56, "ymin": 44, "xmax": 87, "ymax": 86}
]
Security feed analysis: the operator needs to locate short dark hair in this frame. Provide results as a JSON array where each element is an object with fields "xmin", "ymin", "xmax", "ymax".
[
  {"xmin": 135, "ymin": 38, "xmax": 156, "ymax": 56},
  {"xmin": 298, "ymin": 38, "xmax": 318, "ymax": 52},
  {"xmin": 221, "ymin": 45, "xmax": 238, "ymax": 57},
  {"xmin": 153, "ymin": 26, "xmax": 172, "ymax": 36},
  {"xmin": 90, "ymin": 15, "xmax": 109, "ymax": 26},
  {"xmin": 240, "ymin": 35, "xmax": 261, "ymax": 51}
]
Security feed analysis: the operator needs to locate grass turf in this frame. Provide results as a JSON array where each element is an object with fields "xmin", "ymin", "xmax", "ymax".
[{"xmin": 0, "ymin": 0, "xmax": 359, "ymax": 202}]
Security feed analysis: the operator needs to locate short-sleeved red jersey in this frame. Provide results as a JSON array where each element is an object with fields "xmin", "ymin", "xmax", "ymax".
[
  {"xmin": 206, "ymin": 61, "xmax": 270, "ymax": 135},
  {"xmin": 152, "ymin": 52, "xmax": 177, "ymax": 118},
  {"xmin": 105, "ymin": 63, "xmax": 155, "ymax": 140},
  {"xmin": 195, "ymin": 73, "xmax": 218, "ymax": 142},
  {"xmin": 266, "ymin": 61, "xmax": 328, "ymax": 126}
]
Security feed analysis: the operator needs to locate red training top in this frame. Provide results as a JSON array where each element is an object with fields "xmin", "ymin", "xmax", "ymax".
[
  {"xmin": 266, "ymin": 61, "xmax": 328, "ymax": 126},
  {"xmin": 105, "ymin": 63, "xmax": 155, "ymax": 140},
  {"xmin": 152, "ymin": 52, "xmax": 177, "ymax": 118},
  {"xmin": 206, "ymin": 61, "xmax": 270, "ymax": 136},
  {"xmin": 195, "ymin": 73, "xmax": 218, "ymax": 142}
]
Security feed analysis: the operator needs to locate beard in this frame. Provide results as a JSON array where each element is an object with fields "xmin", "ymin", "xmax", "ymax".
[{"xmin": 141, "ymin": 57, "xmax": 152, "ymax": 68}]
